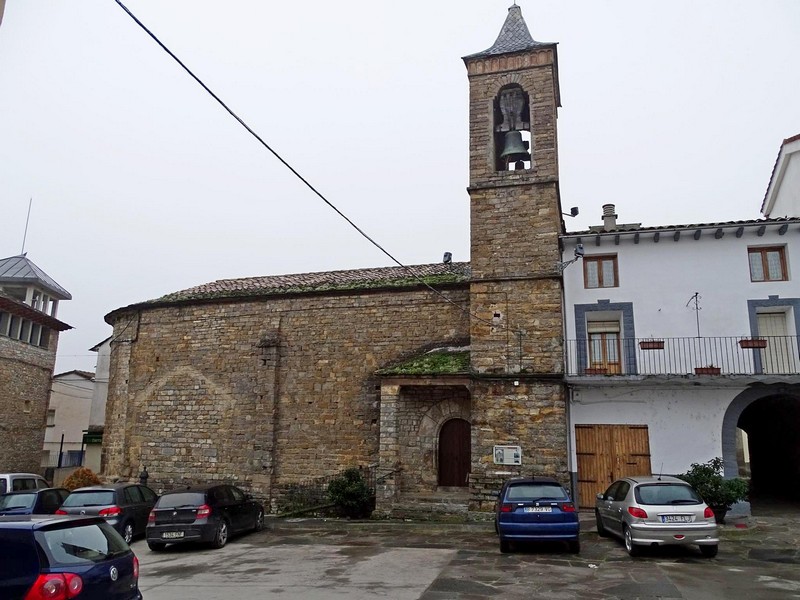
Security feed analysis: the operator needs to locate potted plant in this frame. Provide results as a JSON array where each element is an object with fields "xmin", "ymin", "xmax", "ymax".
[
  {"xmin": 694, "ymin": 366, "xmax": 721, "ymax": 375},
  {"xmin": 678, "ymin": 457, "xmax": 749, "ymax": 523},
  {"xmin": 739, "ymin": 338, "xmax": 768, "ymax": 349}
]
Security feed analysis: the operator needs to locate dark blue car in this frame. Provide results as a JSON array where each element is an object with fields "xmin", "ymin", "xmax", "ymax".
[
  {"xmin": 495, "ymin": 477, "xmax": 580, "ymax": 553},
  {"xmin": 0, "ymin": 488, "xmax": 70, "ymax": 515},
  {"xmin": 0, "ymin": 515, "xmax": 142, "ymax": 600}
]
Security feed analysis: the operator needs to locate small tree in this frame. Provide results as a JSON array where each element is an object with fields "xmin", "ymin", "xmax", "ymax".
[
  {"xmin": 327, "ymin": 468, "xmax": 374, "ymax": 519},
  {"xmin": 62, "ymin": 467, "xmax": 102, "ymax": 491},
  {"xmin": 679, "ymin": 457, "xmax": 748, "ymax": 522}
]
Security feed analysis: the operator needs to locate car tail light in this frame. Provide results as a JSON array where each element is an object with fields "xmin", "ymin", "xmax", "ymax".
[
  {"xmin": 54, "ymin": 509, "xmax": 67, "ymax": 515},
  {"xmin": 133, "ymin": 556, "xmax": 139, "ymax": 580},
  {"xmin": 23, "ymin": 573, "xmax": 83, "ymax": 600},
  {"xmin": 560, "ymin": 503, "xmax": 576, "ymax": 512},
  {"xmin": 499, "ymin": 503, "xmax": 514, "ymax": 513},
  {"xmin": 99, "ymin": 506, "xmax": 122, "ymax": 517},
  {"xmin": 148, "ymin": 510, "xmax": 155, "ymax": 524},
  {"xmin": 704, "ymin": 507, "xmax": 715, "ymax": 519},
  {"xmin": 196, "ymin": 504, "xmax": 212, "ymax": 518},
  {"xmin": 628, "ymin": 506, "xmax": 648, "ymax": 519}
]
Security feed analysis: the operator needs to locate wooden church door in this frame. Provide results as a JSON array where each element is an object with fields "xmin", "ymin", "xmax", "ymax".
[{"xmin": 438, "ymin": 418, "xmax": 471, "ymax": 487}]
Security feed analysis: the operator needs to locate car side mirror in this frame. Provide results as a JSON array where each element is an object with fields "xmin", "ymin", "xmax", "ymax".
[{"xmin": 596, "ymin": 493, "xmax": 604, "ymax": 500}]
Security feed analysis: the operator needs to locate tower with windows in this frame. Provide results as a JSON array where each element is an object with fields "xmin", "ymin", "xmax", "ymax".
[
  {"xmin": 463, "ymin": 5, "xmax": 569, "ymax": 495},
  {"xmin": 0, "ymin": 254, "xmax": 72, "ymax": 473}
]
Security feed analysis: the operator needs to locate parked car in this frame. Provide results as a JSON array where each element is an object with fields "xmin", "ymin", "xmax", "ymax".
[
  {"xmin": 0, "ymin": 514, "xmax": 142, "ymax": 599},
  {"xmin": 495, "ymin": 477, "xmax": 580, "ymax": 553},
  {"xmin": 56, "ymin": 483, "xmax": 158, "ymax": 544},
  {"xmin": 146, "ymin": 483, "xmax": 264, "ymax": 551},
  {"xmin": 0, "ymin": 488, "xmax": 70, "ymax": 515},
  {"xmin": 595, "ymin": 475, "xmax": 719, "ymax": 557},
  {"xmin": 0, "ymin": 473, "xmax": 49, "ymax": 495}
]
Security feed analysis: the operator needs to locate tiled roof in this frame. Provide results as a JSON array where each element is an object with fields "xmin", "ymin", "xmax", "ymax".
[
  {"xmin": 464, "ymin": 5, "xmax": 554, "ymax": 60},
  {"xmin": 563, "ymin": 217, "xmax": 800, "ymax": 237},
  {"xmin": 0, "ymin": 254, "xmax": 72, "ymax": 300},
  {"xmin": 149, "ymin": 262, "xmax": 472, "ymax": 304}
]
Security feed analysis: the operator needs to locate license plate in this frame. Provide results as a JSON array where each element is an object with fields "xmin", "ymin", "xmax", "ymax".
[
  {"xmin": 524, "ymin": 506, "xmax": 552, "ymax": 513},
  {"xmin": 661, "ymin": 515, "xmax": 693, "ymax": 523},
  {"xmin": 162, "ymin": 531, "xmax": 185, "ymax": 539}
]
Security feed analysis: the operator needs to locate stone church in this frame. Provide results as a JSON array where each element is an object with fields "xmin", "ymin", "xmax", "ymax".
[{"xmin": 102, "ymin": 5, "xmax": 570, "ymax": 515}]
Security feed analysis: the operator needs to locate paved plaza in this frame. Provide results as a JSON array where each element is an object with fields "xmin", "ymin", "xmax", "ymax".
[{"xmin": 135, "ymin": 507, "xmax": 800, "ymax": 599}]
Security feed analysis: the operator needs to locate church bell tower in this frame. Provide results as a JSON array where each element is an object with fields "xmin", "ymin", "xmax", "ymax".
[{"xmin": 463, "ymin": 5, "xmax": 568, "ymax": 500}]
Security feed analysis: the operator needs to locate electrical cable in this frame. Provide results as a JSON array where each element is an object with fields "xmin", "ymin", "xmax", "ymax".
[{"xmin": 112, "ymin": 0, "xmax": 496, "ymax": 329}]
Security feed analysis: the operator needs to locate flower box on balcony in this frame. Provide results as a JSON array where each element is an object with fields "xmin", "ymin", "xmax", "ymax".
[
  {"xmin": 584, "ymin": 367, "xmax": 609, "ymax": 375},
  {"xmin": 695, "ymin": 366, "xmax": 721, "ymax": 375},
  {"xmin": 639, "ymin": 340, "xmax": 665, "ymax": 350},
  {"xmin": 738, "ymin": 338, "xmax": 768, "ymax": 349}
]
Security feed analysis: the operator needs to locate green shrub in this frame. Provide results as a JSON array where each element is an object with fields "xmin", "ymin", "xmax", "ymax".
[
  {"xmin": 327, "ymin": 468, "xmax": 375, "ymax": 519},
  {"xmin": 678, "ymin": 457, "xmax": 749, "ymax": 510},
  {"xmin": 62, "ymin": 467, "xmax": 102, "ymax": 491}
]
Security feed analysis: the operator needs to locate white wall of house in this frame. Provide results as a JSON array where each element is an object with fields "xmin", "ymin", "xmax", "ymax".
[
  {"xmin": 763, "ymin": 136, "xmax": 800, "ymax": 219},
  {"xmin": 569, "ymin": 384, "xmax": 740, "ymax": 475},
  {"xmin": 43, "ymin": 371, "xmax": 93, "ymax": 467},
  {"xmin": 562, "ymin": 221, "xmax": 800, "ymax": 344}
]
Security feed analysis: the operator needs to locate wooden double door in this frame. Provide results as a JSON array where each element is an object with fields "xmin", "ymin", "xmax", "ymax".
[
  {"xmin": 438, "ymin": 418, "xmax": 471, "ymax": 487},
  {"xmin": 575, "ymin": 424, "xmax": 652, "ymax": 508}
]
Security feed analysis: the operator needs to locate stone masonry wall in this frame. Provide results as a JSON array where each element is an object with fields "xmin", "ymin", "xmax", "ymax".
[
  {"xmin": 103, "ymin": 286, "xmax": 470, "ymax": 508},
  {"xmin": 470, "ymin": 378, "xmax": 568, "ymax": 511},
  {"xmin": 0, "ymin": 334, "xmax": 58, "ymax": 474}
]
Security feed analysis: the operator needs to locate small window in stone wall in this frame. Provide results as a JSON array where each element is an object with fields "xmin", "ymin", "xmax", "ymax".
[{"xmin": 23, "ymin": 400, "xmax": 32, "ymax": 414}]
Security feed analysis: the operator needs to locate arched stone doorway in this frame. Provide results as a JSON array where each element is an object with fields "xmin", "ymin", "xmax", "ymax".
[
  {"xmin": 722, "ymin": 385, "xmax": 800, "ymax": 502},
  {"xmin": 438, "ymin": 418, "xmax": 471, "ymax": 487}
]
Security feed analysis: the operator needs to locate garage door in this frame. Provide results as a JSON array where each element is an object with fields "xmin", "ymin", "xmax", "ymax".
[{"xmin": 575, "ymin": 424, "xmax": 651, "ymax": 508}]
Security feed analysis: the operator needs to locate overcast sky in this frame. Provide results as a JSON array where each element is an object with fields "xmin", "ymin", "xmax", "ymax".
[{"xmin": 1, "ymin": 0, "xmax": 798, "ymax": 375}]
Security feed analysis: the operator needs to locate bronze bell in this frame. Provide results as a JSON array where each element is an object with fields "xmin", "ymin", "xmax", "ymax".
[{"xmin": 500, "ymin": 130, "xmax": 531, "ymax": 163}]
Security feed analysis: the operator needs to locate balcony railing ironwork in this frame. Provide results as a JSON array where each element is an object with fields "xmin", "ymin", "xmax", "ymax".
[{"xmin": 566, "ymin": 336, "xmax": 800, "ymax": 376}]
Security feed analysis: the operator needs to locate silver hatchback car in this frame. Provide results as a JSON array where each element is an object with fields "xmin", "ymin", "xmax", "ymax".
[{"xmin": 595, "ymin": 475, "xmax": 719, "ymax": 557}]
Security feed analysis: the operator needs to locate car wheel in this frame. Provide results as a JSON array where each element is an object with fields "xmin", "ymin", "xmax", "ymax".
[
  {"xmin": 623, "ymin": 525, "xmax": 640, "ymax": 557},
  {"xmin": 212, "ymin": 520, "xmax": 229, "ymax": 549},
  {"xmin": 122, "ymin": 522, "xmax": 134, "ymax": 544},
  {"xmin": 595, "ymin": 509, "xmax": 609, "ymax": 537},
  {"xmin": 253, "ymin": 509, "xmax": 264, "ymax": 532},
  {"xmin": 700, "ymin": 544, "xmax": 719, "ymax": 558},
  {"xmin": 499, "ymin": 539, "xmax": 511, "ymax": 553},
  {"xmin": 568, "ymin": 540, "xmax": 581, "ymax": 554},
  {"xmin": 147, "ymin": 542, "xmax": 166, "ymax": 552}
]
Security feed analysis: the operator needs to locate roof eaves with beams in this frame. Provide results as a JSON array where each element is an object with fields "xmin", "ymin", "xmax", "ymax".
[{"xmin": 562, "ymin": 217, "xmax": 800, "ymax": 241}]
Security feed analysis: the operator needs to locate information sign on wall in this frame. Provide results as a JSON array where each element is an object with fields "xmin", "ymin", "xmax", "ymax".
[{"xmin": 493, "ymin": 445, "xmax": 522, "ymax": 465}]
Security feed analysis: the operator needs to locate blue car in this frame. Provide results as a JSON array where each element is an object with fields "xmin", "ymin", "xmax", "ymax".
[
  {"xmin": 495, "ymin": 477, "xmax": 580, "ymax": 553},
  {"xmin": 0, "ymin": 515, "xmax": 142, "ymax": 600},
  {"xmin": 0, "ymin": 488, "xmax": 70, "ymax": 515}
]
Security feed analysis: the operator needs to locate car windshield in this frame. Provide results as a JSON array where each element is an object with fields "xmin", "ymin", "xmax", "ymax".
[
  {"xmin": 505, "ymin": 483, "xmax": 568, "ymax": 501},
  {"xmin": 155, "ymin": 492, "xmax": 206, "ymax": 509},
  {"xmin": 635, "ymin": 483, "xmax": 701, "ymax": 505},
  {"xmin": 37, "ymin": 521, "xmax": 129, "ymax": 566},
  {"xmin": 0, "ymin": 493, "xmax": 36, "ymax": 510},
  {"xmin": 61, "ymin": 491, "xmax": 115, "ymax": 507}
]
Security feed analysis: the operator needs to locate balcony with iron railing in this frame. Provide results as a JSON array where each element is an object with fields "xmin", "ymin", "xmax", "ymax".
[{"xmin": 565, "ymin": 336, "xmax": 800, "ymax": 377}]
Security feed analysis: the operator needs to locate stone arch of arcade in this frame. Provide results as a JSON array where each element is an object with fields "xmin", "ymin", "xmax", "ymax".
[{"xmin": 721, "ymin": 384, "xmax": 800, "ymax": 501}]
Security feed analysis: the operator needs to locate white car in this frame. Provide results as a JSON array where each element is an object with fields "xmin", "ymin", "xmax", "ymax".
[
  {"xmin": 595, "ymin": 475, "xmax": 719, "ymax": 557},
  {"xmin": 0, "ymin": 473, "xmax": 50, "ymax": 495}
]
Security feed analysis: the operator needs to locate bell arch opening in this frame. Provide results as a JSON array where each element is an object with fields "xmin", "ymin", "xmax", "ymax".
[{"xmin": 493, "ymin": 84, "xmax": 531, "ymax": 171}]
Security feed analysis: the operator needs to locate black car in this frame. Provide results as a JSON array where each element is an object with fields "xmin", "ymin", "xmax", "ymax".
[
  {"xmin": 56, "ymin": 483, "xmax": 158, "ymax": 544},
  {"xmin": 0, "ymin": 514, "xmax": 142, "ymax": 600},
  {"xmin": 146, "ymin": 483, "xmax": 264, "ymax": 551},
  {"xmin": 0, "ymin": 488, "xmax": 70, "ymax": 515}
]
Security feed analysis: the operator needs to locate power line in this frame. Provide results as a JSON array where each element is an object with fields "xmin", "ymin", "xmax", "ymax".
[{"xmin": 111, "ymin": 0, "xmax": 497, "ymax": 330}]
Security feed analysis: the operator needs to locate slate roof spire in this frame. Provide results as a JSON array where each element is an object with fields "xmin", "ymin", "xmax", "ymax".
[{"xmin": 464, "ymin": 4, "xmax": 553, "ymax": 59}]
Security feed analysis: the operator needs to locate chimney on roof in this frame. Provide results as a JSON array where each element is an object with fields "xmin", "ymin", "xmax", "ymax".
[{"xmin": 602, "ymin": 204, "xmax": 618, "ymax": 230}]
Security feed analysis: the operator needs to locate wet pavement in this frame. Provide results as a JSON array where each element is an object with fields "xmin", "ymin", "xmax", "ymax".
[{"xmin": 135, "ymin": 507, "xmax": 800, "ymax": 599}]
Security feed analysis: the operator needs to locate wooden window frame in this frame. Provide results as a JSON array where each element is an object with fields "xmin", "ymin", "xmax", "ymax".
[
  {"xmin": 583, "ymin": 254, "xmax": 619, "ymax": 289},
  {"xmin": 748, "ymin": 246, "xmax": 788, "ymax": 282}
]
